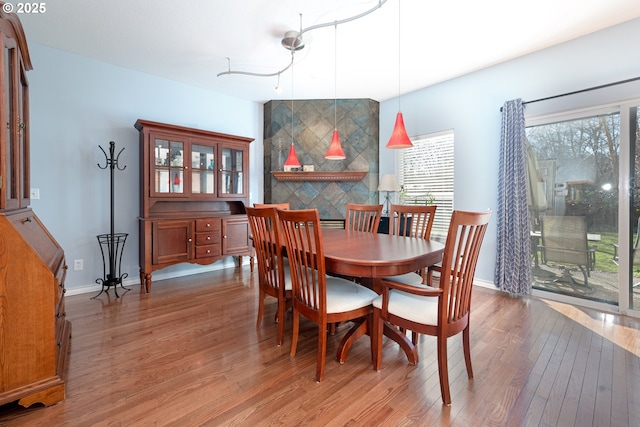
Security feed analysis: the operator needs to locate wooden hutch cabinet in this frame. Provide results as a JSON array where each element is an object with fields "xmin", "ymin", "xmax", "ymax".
[
  {"xmin": 0, "ymin": 4, "xmax": 71, "ymax": 408},
  {"xmin": 135, "ymin": 119, "xmax": 254, "ymax": 292}
]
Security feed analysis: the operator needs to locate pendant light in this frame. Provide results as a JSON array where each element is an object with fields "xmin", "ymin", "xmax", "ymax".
[
  {"xmin": 386, "ymin": 0, "xmax": 413, "ymax": 149},
  {"xmin": 284, "ymin": 52, "xmax": 301, "ymax": 168},
  {"xmin": 325, "ymin": 23, "xmax": 346, "ymax": 160}
]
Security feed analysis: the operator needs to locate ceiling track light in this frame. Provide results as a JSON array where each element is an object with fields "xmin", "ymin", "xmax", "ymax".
[{"xmin": 217, "ymin": 0, "xmax": 387, "ymax": 79}]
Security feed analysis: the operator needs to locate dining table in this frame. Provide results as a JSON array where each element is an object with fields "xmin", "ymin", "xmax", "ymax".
[{"xmin": 320, "ymin": 228, "xmax": 445, "ymax": 364}]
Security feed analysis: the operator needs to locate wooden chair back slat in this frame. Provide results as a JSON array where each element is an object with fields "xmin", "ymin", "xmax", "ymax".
[{"xmin": 346, "ymin": 203, "xmax": 383, "ymax": 233}]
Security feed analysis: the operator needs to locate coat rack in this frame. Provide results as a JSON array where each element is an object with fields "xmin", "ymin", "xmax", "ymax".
[{"xmin": 93, "ymin": 141, "xmax": 129, "ymax": 298}]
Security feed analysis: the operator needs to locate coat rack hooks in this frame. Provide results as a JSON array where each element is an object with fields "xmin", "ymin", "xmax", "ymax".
[
  {"xmin": 98, "ymin": 141, "xmax": 127, "ymax": 171},
  {"xmin": 93, "ymin": 141, "xmax": 130, "ymax": 299}
]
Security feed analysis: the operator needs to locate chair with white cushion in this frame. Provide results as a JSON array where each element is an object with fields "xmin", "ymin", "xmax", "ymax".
[
  {"xmin": 246, "ymin": 206, "xmax": 292, "ymax": 346},
  {"xmin": 277, "ymin": 208, "xmax": 378, "ymax": 382},
  {"xmin": 373, "ymin": 210, "xmax": 491, "ymax": 405}
]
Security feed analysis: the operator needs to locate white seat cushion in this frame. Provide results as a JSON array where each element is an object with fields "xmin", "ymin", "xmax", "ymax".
[
  {"xmin": 281, "ymin": 259, "xmax": 293, "ymax": 291},
  {"xmin": 266, "ymin": 257, "xmax": 293, "ymax": 291},
  {"xmin": 325, "ymin": 277, "xmax": 378, "ymax": 314},
  {"xmin": 373, "ymin": 290, "xmax": 438, "ymax": 326},
  {"xmin": 381, "ymin": 271, "xmax": 424, "ymax": 286}
]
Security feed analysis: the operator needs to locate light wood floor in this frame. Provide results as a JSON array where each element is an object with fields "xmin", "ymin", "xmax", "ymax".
[{"xmin": 1, "ymin": 266, "xmax": 639, "ymax": 426}]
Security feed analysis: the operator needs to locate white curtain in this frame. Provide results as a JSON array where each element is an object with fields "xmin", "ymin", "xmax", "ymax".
[{"xmin": 494, "ymin": 99, "xmax": 532, "ymax": 294}]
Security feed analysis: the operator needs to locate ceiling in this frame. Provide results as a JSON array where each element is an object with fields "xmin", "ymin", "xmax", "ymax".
[{"xmin": 18, "ymin": 0, "xmax": 640, "ymax": 104}]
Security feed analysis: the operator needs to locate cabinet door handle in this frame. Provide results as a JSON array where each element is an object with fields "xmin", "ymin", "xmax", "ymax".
[
  {"xmin": 206, "ymin": 223, "xmax": 211, "ymax": 227},
  {"xmin": 206, "ymin": 236, "xmax": 211, "ymax": 240},
  {"xmin": 224, "ymin": 235, "xmax": 227, "ymax": 239},
  {"xmin": 206, "ymin": 249, "xmax": 211, "ymax": 254},
  {"xmin": 188, "ymin": 238, "xmax": 193, "ymax": 242}
]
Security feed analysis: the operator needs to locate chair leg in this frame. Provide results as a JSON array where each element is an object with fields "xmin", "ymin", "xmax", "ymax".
[
  {"xmin": 437, "ymin": 335, "xmax": 451, "ymax": 405},
  {"xmin": 368, "ymin": 315, "xmax": 374, "ymax": 363},
  {"xmin": 411, "ymin": 331, "xmax": 419, "ymax": 345},
  {"xmin": 276, "ymin": 300, "xmax": 286, "ymax": 347},
  {"xmin": 256, "ymin": 290, "xmax": 265, "ymax": 329},
  {"xmin": 463, "ymin": 326, "xmax": 473, "ymax": 379},
  {"xmin": 372, "ymin": 308, "xmax": 383, "ymax": 371},
  {"xmin": 316, "ymin": 323, "xmax": 327, "ymax": 382},
  {"xmin": 290, "ymin": 309, "xmax": 299, "ymax": 357}
]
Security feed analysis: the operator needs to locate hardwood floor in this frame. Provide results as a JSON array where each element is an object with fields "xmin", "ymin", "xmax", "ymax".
[{"xmin": 1, "ymin": 266, "xmax": 639, "ymax": 426}]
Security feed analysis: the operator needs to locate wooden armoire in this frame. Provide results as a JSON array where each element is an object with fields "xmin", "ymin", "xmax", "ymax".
[{"xmin": 0, "ymin": 4, "xmax": 71, "ymax": 408}]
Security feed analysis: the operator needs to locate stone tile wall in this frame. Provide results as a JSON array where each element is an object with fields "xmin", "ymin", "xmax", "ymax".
[{"xmin": 263, "ymin": 98, "xmax": 379, "ymax": 219}]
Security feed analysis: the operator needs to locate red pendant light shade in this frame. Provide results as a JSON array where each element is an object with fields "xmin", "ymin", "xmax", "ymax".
[
  {"xmin": 385, "ymin": 1, "xmax": 413, "ymax": 150},
  {"xmin": 386, "ymin": 112, "xmax": 413, "ymax": 149},
  {"xmin": 283, "ymin": 143, "xmax": 301, "ymax": 168},
  {"xmin": 325, "ymin": 129, "xmax": 346, "ymax": 160},
  {"xmin": 324, "ymin": 24, "xmax": 346, "ymax": 161}
]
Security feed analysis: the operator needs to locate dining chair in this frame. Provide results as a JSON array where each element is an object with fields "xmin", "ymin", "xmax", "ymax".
[
  {"xmin": 277, "ymin": 208, "xmax": 378, "ymax": 382},
  {"xmin": 246, "ymin": 206, "xmax": 292, "ymax": 346},
  {"xmin": 372, "ymin": 210, "xmax": 491, "ymax": 405},
  {"xmin": 254, "ymin": 202, "xmax": 291, "ymax": 210},
  {"xmin": 381, "ymin": 204, "xmax": 437, "ymax": 345},
  {"xmin": 383, "ymin": 204, "xmax": 437, "ymax": 285},
  {"xmin": 345, "ymin": 203, "xmax": 383, "ymax": 233}
]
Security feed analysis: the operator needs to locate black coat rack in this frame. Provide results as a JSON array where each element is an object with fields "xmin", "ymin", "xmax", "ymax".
[{"xmin": 93, "ymin": 141, "xmax": 129, "ymax": 298}]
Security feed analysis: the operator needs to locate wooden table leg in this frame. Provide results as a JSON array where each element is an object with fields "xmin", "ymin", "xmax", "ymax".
[
  {"xmin": 382, "ymin": 321, "xmax": 419, "ymax": 365},
  {"xmin": 336, "ymin": 316, "xmax": 419, "ymax": 365},
  {"xmin": 336, "ymin": 318, "xmax": 368, "ymax": 364}
]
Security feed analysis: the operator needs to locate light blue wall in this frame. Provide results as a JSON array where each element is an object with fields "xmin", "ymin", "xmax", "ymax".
[
  {"xmin": 27, "ymin": 44, "xmax": 264, "ymax": 294},
  {"xmin": 26, "ymin": 17, "xmax": 640, "ymax": 293},
  {"xmin": 379, "ymin": 18, "xmax": 640, "ymax": 283}
]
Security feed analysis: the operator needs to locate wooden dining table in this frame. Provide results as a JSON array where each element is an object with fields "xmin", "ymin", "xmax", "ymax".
[{"xmin": 320, "ymin": 228, "xmax": 445, "ymax": 364}]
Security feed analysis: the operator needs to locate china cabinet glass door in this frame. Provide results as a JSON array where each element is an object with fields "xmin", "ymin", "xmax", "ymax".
[
  {"xmin": 191, "ymin": 143, "xmax": 215, "ymax": 195},
  {"xmin": 153, "ymin": 138, "xmax": 184, "ymax": 195},
  {"xmin": 220, "ymin": 146, "xmax": 244, "ymax": 196}
]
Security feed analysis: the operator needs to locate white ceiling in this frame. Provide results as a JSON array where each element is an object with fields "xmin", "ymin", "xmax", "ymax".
[{"xmin": 18, "ymin": 0, "xmax": 640, "ymax": 103}]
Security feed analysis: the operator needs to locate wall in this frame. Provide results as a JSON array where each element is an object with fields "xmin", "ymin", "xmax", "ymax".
[
  {"xmin": 263, "ymin": 99, "xmax": 379, "ymax": 219},
  {"xmin": 27, "ymin": 44, "xmax": 264, "ymax": 294},
  {"xmin": 379, "ymin": 17, "xmax": 640, "ymax": 283}
]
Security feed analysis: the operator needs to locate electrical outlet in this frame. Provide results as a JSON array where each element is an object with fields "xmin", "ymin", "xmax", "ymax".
[
  {"xmin": 73, "ymin": 259, "xmax": 83, "ymax": 271},
  {"xmin": 30, "ymin": 188, "xmax": 40, "ymax": 199}
]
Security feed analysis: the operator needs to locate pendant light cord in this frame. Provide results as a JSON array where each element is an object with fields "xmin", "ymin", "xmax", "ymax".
[
  {"xmin": 291, "ymin": 51, "xmax": 294, "ymax": 147},
  {"xmin": 334, "ymin": 22, "xmax": 338, "ymax": 130},
  {"xmin": 397, "ymin": 0, "xmax": 401, "ymax": 112}
]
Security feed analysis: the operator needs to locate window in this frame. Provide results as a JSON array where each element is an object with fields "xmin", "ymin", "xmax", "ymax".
[{"xmin": 397, "ymin": 130, "xmax": 454, "ymax": 236}]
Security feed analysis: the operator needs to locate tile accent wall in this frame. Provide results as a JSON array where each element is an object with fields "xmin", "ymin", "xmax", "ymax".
[{"xmin": 263, "ymin": 98, "xmax": 379, "ymax": 219}]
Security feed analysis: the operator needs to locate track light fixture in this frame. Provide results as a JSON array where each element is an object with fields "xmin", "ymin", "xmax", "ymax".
[{"xmin": 217, "ymin": 1, "xmax": 387, "ymax": 80}]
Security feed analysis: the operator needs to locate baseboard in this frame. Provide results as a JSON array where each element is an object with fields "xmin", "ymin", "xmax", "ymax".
[{"xmin": 66, "ymin": 258, "xmax": 246, "ymax": 297}]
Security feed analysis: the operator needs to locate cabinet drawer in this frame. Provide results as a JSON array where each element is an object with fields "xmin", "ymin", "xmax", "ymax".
[
  {"xmin": 195, "ymin": 231, "xmax": 220, "ymax": 245},
  {"xmin": 195, "ymin": 218, "xmax": 221, "ymax": 232},
  {"xmin": 195, "ymin": 245, "xmax": 221, "ymax": 259}
]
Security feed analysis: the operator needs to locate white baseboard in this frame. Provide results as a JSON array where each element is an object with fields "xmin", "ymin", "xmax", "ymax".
[{"xmin": 66, "ymin": 258, "xmax": 245, "ymax": 296}]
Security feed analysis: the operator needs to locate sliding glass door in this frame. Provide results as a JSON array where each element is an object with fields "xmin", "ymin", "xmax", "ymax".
[{"xmin": 525, "ymin": 102, "xmax": 640, "ymax": 314}]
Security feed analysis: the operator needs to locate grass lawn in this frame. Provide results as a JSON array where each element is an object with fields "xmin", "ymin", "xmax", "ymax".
[{"xmin": 593, "ymin": 232, "xmax": 619, "ymax": 274}]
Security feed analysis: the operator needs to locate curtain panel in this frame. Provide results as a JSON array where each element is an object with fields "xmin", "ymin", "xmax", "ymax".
[{"xmin": 494, "ymin": 99, "xmax": 532, "ymax": 294}]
